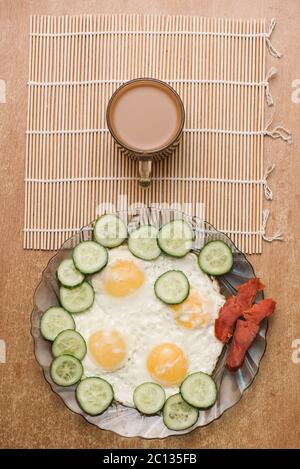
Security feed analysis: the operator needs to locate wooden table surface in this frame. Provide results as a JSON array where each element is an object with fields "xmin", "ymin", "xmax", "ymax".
[{"xmin": 0, "ymin": 0, "xmax": 299, "ymax": 449}]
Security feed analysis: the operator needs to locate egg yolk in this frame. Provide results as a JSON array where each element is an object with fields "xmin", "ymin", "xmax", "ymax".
[
  {"xmin": 103, "ymin": 260, "xmax": 145, "ymax": 297},
  {"xmin": 147, "ymin": 342, "xmax": 188, "ymax": 386},
  {"xmin": 88, "ymin": 330, "xmax": 126, "ymax": 370},
  {"xmin": 171, "ymin": 292, "xmax": 211, "ymax": 329}
]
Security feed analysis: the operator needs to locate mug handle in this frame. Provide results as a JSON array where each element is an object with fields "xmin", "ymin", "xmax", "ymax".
[{"xmin": 138, "ymin": 160, "xmax": 152, "ymax": 187}]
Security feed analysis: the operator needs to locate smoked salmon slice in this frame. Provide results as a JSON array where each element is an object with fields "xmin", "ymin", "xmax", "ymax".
[
  {"xmin": 226, "ymin": 320, "xmax": 260, "ymax": 372},
  {"xmin": 243, "ymin": 298, "xmax": 276, "ymax": 325},
  {"xmin": 226, "ymin": 298, "xmax": 276, "ymax": 371},
  {"xmin": 215, "ymin": 278, "xmax": 264, "ymax": 343}
]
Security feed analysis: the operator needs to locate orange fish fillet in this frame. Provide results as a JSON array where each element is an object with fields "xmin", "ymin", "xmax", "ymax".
[
  {"xmin": 226, "ymin": 320, "xmax": 260, "ymax": 372},
  {"xmin": 226, "ymin": 298, "xmax": 276, "ymax": 371},
  {"xmin": 215, "ymin": 278, "xmax": 264, "ymax": 343},
  {"xmin": 243, "ymin": 298, "xmax": 276, "ymax": 325}
]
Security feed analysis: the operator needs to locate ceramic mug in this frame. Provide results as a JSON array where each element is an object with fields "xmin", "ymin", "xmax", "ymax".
[{"xmin": 106, "ymin": 78, "xmax": 185, "ymax": 187}]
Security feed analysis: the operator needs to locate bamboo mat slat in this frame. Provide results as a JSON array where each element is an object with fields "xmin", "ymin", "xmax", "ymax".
[{"xmin": 24, "ymin": 15, "xmax": 276, "ymax": 253}]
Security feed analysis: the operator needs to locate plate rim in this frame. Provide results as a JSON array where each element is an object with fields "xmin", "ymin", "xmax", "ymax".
[{"xmin": 31, "ymin": 208, "xmax": 267, "ymax": 439}]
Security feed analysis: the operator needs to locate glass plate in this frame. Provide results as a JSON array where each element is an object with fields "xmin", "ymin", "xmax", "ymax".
[{"xmin": 31, "ymin": 207, "xmax": 266, "ymax": 438}]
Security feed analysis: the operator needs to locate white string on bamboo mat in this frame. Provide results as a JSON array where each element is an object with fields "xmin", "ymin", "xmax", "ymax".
[
  {"xmin": 29, "ymin": 30, "xmax": 271, "ymax": 38},
  {"xmin": 27, "ymin": 78, "xmax": 270, "ymax": 86},
  {"xmin": 25, "ymin": 88, "xmax": 292, "ymax": 142},
  {"xmin": 24, "ymin": 164, "xmax": 276, "ymax": 201},
  {"xmin": 25, "ymin": 126, "xmax": 292, "ymax": 143},
  {"xmin": 216, "ymin": 210, "xmax": 283, "ymax": 241},
  {"xmin": 28, "ymin": 17, "xmax": 281, "ymax": 58},
  {"xmin": 23, "ymin": 209, "xmax": 283, "ymax": 241},
  {"xmin": 27, "ymin": 67, "xmax": 277, "ymax": 107}
]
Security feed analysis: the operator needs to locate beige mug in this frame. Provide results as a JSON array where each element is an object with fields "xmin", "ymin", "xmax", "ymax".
[{"xmin": 106, "ymin": 78, "xmax": 185, "ymax": 187}]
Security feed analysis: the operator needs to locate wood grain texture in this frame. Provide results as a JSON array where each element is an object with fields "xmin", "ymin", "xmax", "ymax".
[{"xmin": 0, "ymin": 0, "xmax": 300, "ymax": 449}]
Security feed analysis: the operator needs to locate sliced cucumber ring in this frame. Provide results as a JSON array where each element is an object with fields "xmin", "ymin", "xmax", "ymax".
[
  {"xmin": 57, "ymin": 258, "xmax": 85, "ymax": 288},
  {"xmin": 52, "ymin": 329, "xmax": 87, "ymax": 360},
  {"xmin": 76, "ymin": 377, "xmax": 114, "ymax": 416},
  {"xmin": 128, "ymin": 225, "xmax": 161, "ymax": 261},
  {"xmin": 73, "ymin": 240, "xmax": 108, "ymax": 274},
  {"xmin": 50, "ymin": 355, "xmax": 83, "ymax": 386},
  {"xmin": 154, "ymin": 270, "xmax": 190, "ymax": 304},
  {"xmin": 133, "ymin": 382, "xmax": 166, "ymax": 415},
  {"xmin": 198, "ymin": 240, "xmax": 233, "ymax": 276},
  {"xmin": 163, "ymin": 393, "xmax": 199, "ymax": 431},
  {"xmin": 180, "ymin": 372, "xmax": 217, "ymax": 409},
  {"xmin": 60, "ymin": 281, "xmax": 94, "ymax": 313},
  {"xmin": 94, "ymin": 214, "xmax": 127, "ymax": 248},
  {"xmin": 40, "ymin": 306, "xmax": 75, "ymax": 341},
  {"xmin": 158, "ymin": 220, "xmax": 193, "ymax": 257}
]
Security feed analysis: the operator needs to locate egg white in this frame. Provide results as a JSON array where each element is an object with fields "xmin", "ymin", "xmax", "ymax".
[{"xmin": 74, "ymin": 245, "xmax": 225, "ymax": 407}]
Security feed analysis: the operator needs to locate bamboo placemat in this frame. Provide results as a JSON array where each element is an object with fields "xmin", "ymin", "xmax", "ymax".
[{"xmin": 24, "ymin": 15, "xmax": 290, "ymax": 253}]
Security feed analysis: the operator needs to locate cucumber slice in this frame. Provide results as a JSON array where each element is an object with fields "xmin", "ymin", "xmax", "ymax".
[
  {"xmin": 180, "ymin": 372, "xmax": 217, "ymax": 409},
  {"xmin": 40, "ymin": 306, "xmax": 75, "ymax": 341},
  {"xmin": 73, "ymin": 241, "xmax": 108, "ymax": 274},
  {"xmin": 198, "ymin": 240, "xmax": 233, "ymax": 276},
  {"xmin": 57, "ymin": 258, "xmax": 85, "ymax": 288},
  {"xmin": 133, "ymin": 382, "xmax": 166, "ymax": 415},
  {"xmin": 128, "ymin": 225, "xmax": 161, "ymax": 261},
  {"xmin": 60, "ymin": 281, "xmax": 94, "ymax": 313},
  {"xmin": 94, "ymin": 214, "xmax": 127, "ymax": 248},
  {"xmin": 76, "ymin": 377, "xmax": 114, "ymax": 416},
  {"xmin": 163, "ymin": 393, "xmax": 199, "ymax": 431},
  {"xmin": 52, "ymin": 330, "xmax": 87, "ymax": 360},
  {"xmin": 154, "ymin": 270, "xmax": 190, "ymax": 304},
  {"xmin": 50, "ymin": 355, "xmax": 83, "ymax": 386},
  {"xmin": 158, "ymin": 220, "xmax": 193, "ymax": 257}
]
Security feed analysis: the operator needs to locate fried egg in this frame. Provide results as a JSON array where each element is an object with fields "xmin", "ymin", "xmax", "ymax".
[{"xmin": 74, "ymin": 245, "xmax": 225, "ymax": 407}]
